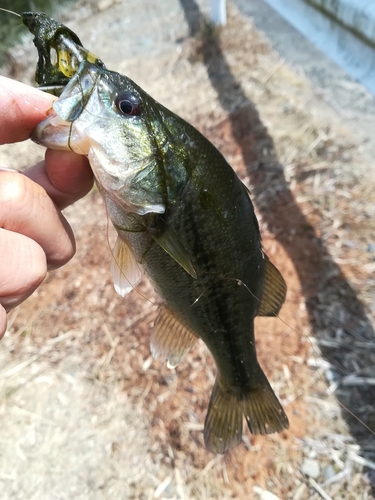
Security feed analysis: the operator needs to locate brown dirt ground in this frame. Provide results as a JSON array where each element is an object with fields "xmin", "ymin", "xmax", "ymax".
[{"xmin": 1, "ymin": 1, "xmax": 375, "ymax": 499}]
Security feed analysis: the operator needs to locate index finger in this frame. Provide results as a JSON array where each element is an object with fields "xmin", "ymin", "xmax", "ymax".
[{"xmin": 0, "ymin": 76, "xmax": 55, "ymax": 144}]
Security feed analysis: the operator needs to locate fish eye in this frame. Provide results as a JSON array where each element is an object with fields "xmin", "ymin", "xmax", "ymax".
[{"xmin": 115, "ymin": 91, "xmax": 141, "ymax": 116}]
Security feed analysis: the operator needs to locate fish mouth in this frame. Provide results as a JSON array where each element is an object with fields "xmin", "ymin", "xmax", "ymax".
[
  {"xmin": 32, "ymin": 61, "xmax": 103, "ymax": 153},
  {"xmin": 32, "ymin": 109, "xmax": 73, "ymax": 151}
]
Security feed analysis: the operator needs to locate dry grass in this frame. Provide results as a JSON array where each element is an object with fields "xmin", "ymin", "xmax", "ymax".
[{"xmin": 1, "ymin": 1, "xmax": 375, "ymax": 498}]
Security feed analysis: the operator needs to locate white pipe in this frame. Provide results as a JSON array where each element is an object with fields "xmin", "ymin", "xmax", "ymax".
[{"xmin": 211, "ymin": 0, "xmax": 227, "ymax": 26}]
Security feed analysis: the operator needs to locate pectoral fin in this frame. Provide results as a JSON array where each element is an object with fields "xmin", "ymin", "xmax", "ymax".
[
  {"xmin": 258, "ymin": 257, "xmax": 287, "ymax": 316},
  {"xmin": 151, "ymin": 307, "xmax": 199, "ymax": 368},
  {"xmin": 148, "ymin": 220, "xmax": 197, "ymax": 279},
  {"xmin": 111, "ymin": 236, "xmax": 142, "ymax": 297}
]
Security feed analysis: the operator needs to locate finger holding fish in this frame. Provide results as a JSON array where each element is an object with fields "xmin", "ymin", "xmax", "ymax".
[
  {"xmin": 26, "ymin": 149, "xmax": 93, "ymax": 210},
  {"xmin": 0, "ymin": 74, "xmax": 93, "ymax": 336},
  {"xmin": 0, "ymin": 165, "xmax": 81, "ymax": 332},
  {"xmin": 0, "ymin": 75, "xmax": 56, "ymax": 144},
  {"xmin": 0, "ymin": 75, "xmax": 94, "ymax": 208}
]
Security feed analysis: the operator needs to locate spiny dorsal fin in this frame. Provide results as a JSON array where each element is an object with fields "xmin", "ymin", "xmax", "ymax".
[
  {"xmin": 258, "ymin": 257, "xmax": 287, "ymax": 316},
  {"xmin": 151, "ymin": 307, "xmax": 199, "ymax": 368},
  {"xmin": 111, "ymin": 236, "xmax": 142, "ymax": 297},
  {"xmin": 148, "ymin": 220, "xmax": 197, "ymax": 279}
]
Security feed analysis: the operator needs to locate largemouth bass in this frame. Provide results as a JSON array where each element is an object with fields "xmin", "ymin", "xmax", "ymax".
[{"xmin": 24, "ymin": 12, "xmax": 289, "ymax": 453}]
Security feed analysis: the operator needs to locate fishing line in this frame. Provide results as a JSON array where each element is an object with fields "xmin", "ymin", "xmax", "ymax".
[
  {"xmin": 23, "ymin": 98, "xmax": 54, "ymax": 117},
  {"xmin": 0, "ymin": 8, "xmax": 20, "ymax": 17},
  {"xmin": 212, "ymin": 276, "xmax": 280, "ymax": 314}
]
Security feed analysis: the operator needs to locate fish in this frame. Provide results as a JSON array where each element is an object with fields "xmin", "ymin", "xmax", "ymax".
[{"xmin": 24, "ymin": 12, "xmax": 289, "ymax": 453}]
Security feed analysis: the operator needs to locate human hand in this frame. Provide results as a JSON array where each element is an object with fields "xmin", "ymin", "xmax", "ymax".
[{"xmin": 0, "ymin": 76, "xmax": 94, "ymax": 338}]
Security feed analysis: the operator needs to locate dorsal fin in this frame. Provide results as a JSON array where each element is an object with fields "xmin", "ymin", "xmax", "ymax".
[
  {"xmin": 258, "ymin": 257, "xmax": 287, "ymax": 316},
  {"xmin": 151, "ymin": 307, "xmax": 199, "ymax": 368},
  {"xmin": 111, "ymin": 236, "xmax": 142, "ymax": 297}
]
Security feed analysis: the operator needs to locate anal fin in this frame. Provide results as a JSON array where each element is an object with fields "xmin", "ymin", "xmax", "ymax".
[
  {"xmin": 151, "ymin": 307, "xmax": 199, "ymax": 368},
  {"xmin": 258, "ymin": 256, "xmax": 287, "ymax": 316},
  {"xmin": 111, "ymin": 236, "xmax": 142, "ymax": 297}
]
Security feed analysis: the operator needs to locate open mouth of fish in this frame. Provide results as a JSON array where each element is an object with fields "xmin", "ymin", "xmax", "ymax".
[
  {"xmin": 33, "ymin": 61, "xmax": 109, "ymax": 154},
  {"xmin": 33, "ymin": 59, "xmax": 166, "ymax": 216}
]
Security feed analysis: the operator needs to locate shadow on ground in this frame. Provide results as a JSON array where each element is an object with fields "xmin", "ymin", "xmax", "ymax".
[{"xmin": 180, "ymin": 0, "xmax": 375, "ymax": 488}]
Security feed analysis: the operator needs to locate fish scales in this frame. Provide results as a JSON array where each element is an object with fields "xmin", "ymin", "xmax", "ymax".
[
  {"xmin": 22, "ymin": 11, "xmax": 289, "ymax": 453},
  {"xmin": 107, "ymin": 116, "xmax": 265, "ymax": 387}
]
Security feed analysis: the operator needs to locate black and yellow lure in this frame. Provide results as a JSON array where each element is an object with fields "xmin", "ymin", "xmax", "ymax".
[
  {"xmin": 23, "ymin": 11, "xmax": 103, "ymax": 95},
  {"xmin": 2, "ymin": 9, "xmax": 102, "ymax": 95}
]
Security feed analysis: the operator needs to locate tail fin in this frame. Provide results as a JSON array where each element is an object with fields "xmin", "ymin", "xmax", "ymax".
[
  {"xmin": 204, "ymin": 379, "xmax": 243, "ymax": 454},
  {"xmin": 204, "ymin": 371, "xmax": 289, "ymax": 454},
  {"xmin": 242, "ymin": 368, "xmax": 289, "ymax": 435}
]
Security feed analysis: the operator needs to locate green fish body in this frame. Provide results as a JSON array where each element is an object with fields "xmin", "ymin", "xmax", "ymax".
[{"xmin": 28, "ymin": 13, "xmax": 289, "ymax": 453}]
